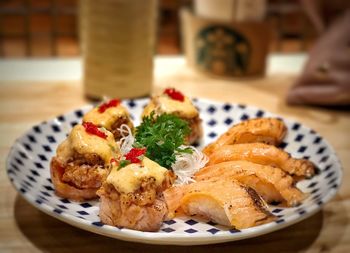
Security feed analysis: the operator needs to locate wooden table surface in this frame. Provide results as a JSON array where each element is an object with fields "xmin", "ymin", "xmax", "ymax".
[{"xmin": 0, "ymin": 58, "xmax": 349, "ymax": 253}]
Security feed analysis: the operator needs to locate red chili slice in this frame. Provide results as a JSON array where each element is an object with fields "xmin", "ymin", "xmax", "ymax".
[
  {"xmin": 98, "ymin": 99, "xmax": 121, "ymax": 113},
  {"xmin": 110, "ymin": 158, "xmax": 118, "ymax": 165},
  {"xmin": 82, "ymin": 122, "xmax": 107, "ymax": 139},
  {"xmin": 125, "ymin": 147, "xmax": 147, "ymax": 163},
  {"xmin": 163, "ymin": 88, "xmax": 185, "ymax": 102}
]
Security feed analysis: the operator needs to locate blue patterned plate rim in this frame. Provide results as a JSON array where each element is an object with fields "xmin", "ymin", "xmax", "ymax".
[{"xmin": 6, "ymin": 98, "xmax": 342, "ymax": 245}]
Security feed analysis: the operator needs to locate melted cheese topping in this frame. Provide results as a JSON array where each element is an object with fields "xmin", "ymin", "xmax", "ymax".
[
  {"xmin": 142, "ymin": 95, "xmax": 198, "ymax": 119},
  {"xmin": 56, "ymin": 139, "xmax": 71, "ymax": 162},
  {"xmin": 106, "ymin": 157, "xmax": 167, "ymax": 193},
  {"xmin": 56, "ymin": 124, "xmax": 119, "ymax": 164},
  {"xmin": 83, "ymin": 105, "xmax": 130, "ymax": 130}
]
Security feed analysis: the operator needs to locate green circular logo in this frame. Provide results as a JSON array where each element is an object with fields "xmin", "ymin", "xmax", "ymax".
[{"xmin": 196, "ymin": 26, "xmax": 251, "ymax": 76}]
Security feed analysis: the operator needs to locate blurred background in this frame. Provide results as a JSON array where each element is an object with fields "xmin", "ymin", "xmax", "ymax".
[
  {"xmin": 0, "ymin": 0, "xmax": 349, "ymax": 105},
  {"xmin": 0, "ymin": 0, "xmax": 347, "ymax": 58}
]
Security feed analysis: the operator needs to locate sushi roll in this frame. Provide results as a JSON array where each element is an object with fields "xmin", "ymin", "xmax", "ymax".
[
  {"xmin": 203, "ymin": 118, "xmax": 287, "ymax": 156},
  {"xmin": 50, "ymin": 122, "xmax": 120, "ymax": 201},
  {"xmin": 195, "ymin": 160, "xmax": 306, "ymax": 206},
  {"xmin": 83, "ymin": 99, "xmax": 134, "ymax": 141},
  {"xmin": 97, "ymin": 152, "xmax": 175, "ymax": 231},
  {"xmin": 207, "ymin": 143, "xmax": 315, "ymax": 179},
  {"xmin": 164, "ymin": 177, "xmax": 275, "ymax": 229},
  {"xmin": 142, "ymin": 88, "xmax": 203, "ymax": 144}
]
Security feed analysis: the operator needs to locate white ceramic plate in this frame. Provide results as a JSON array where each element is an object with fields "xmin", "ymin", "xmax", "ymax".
[{"xmin": 6, "ymin": 98, "xmax": 342, "ymax": 245}]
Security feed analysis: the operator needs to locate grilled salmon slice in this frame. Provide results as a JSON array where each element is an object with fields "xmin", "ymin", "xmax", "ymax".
[
  {"xmin": 203, "ymin": 118, "xmax": 287, "ymax": 156},
  {"xmin": 98, "ymin": 182, "xmax": 169, "ymax": 232},
  {"xmin": 195, "ymin": 161, "xmax": 306, "ymax": 206},
  {"xmin": 97, "ymin": 158, "xmax": 176, "ymax": 232},
  {"xmin": 164, "ymin": 178, "xmax": 275, "ymax": 229},
  {"xmin": 207, "ymin": 143, "xmax": 315, "ymax": 178}
]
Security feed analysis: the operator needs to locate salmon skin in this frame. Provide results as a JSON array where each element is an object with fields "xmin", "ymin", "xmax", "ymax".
[
  {"xmin": 207, "ymin": 143, "xmax": 315, "ymax": 179},
  {"xmin": 195, "ymin": 161, "xmax": 306, "ymax": 207},
  {"xmin": 164, "ymin": 178, "xmax": 275, "ymax": 229},
  {"xmin": 203, "ymin": 118, "xmax": 287, "ymax": 156}
]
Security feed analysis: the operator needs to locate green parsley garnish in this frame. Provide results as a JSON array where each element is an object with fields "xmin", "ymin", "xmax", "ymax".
[
  {"xmin": 134, "ymin": 113, "xmax": 192, "ymax": 168},
  {"xmin": 118, "ymin": 159, "xmax": 131, "ymax": 169}
]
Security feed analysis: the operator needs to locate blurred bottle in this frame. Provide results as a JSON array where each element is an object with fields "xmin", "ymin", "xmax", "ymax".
[{"xmin": 80, "ymin": 0, "xmax": 157, "ymax": 100}]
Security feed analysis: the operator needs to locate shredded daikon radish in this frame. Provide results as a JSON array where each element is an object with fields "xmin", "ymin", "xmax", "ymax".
[
  {"xmin": 118, "ymin": 124, "xmax": 134, "ymax": 155},
  {"xmin": 117, "ymin": 124, "xmax": 207, "ymax": 185},
  {"xmin": 172, "ymin": 145, "xmax": 208, "ymax": 185}
]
